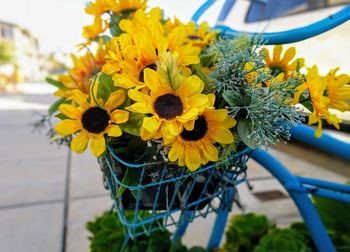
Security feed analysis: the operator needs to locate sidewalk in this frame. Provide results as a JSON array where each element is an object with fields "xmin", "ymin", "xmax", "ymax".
[{"xmin": 0, "ymin": 91, "xmax": 348, "ymax": 251}]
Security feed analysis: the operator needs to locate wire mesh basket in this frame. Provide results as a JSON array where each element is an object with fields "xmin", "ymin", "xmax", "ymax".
[{"xmin": 99, "ymin": 144, "xmax": 251, "ymax": 239}]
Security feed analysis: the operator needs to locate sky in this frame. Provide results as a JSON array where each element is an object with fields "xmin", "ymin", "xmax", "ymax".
[{"xmin": 0, "ymin": 0, "xmax": 207, "ymax": 55}]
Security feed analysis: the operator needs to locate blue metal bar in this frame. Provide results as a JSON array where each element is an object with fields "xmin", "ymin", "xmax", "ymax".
[
  {"xmin": 251, "ymin": 149, "xmax": 336, "ymax": 252},
  {"xmin": 192, "ymin": 0, "xmax": 217, "ymax": 23},
  {"xmin": 191, "ymin": 0, "xmax": 350, "ymax": 44},
  {"xmin": 217, "ymin": 0, "xmax": 236, "ymax": 22},
  {"xmin": 291, "ymin": 124, "xmax": 350, "ymax": 161},
  {"xmin": 172, "ymin": 211, "xmax": 193, "ymax": 240},
  {"xmin": 285, "ymin": 183, "xmax": 350, "ymax": 203},
  {"xmin": 296, "ymin": 176, "xmax": 350, "ymax": 194},
  {"xmin": 207, "ymin": 187, "xmax": 234, "ymax": 250}
]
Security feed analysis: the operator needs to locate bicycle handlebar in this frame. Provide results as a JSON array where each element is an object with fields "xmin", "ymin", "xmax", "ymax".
[{"xmin": 191, "ymin": 0, "xmax": 350, "ymax": 44}]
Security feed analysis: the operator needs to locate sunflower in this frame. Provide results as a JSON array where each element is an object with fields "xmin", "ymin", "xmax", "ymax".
[
  {"xmin": 103, "ymin": 29, "xmax": 200, "ymax": 89},
  {"xmin": 82, "ymin": 16, "xmax": 107, "ymax": 41},
  {"xmin": 184, "ymin": 21, "xmax": 217, "ymax": 48},
  {"xmin": 126, "ymin": 68, "xmax": 210, "ymax": 140},
  {"xmin": 55, "ymin": 41, "xmax": 108, "ymax": 98},
  {"xmin": 293, "ymin": 66, "xmax": 342, "ymax": 137},
  {"xmin": 261, "ymin": 45, "xmax": 304, "ymax": 78},
  {"xmin": 166, "ymin": 99, "xmax": 236, "ymax": 171},
  {"xmin": 325, "ymin": 68, "xmax": 350, "ymax": 112},
  {"xmin": 85, "ymin": 0, "xmax": 146, "ymax": 17},
  {"xmin": 55, "ymin": 89, "xmax": 129, "ymax": 157}
]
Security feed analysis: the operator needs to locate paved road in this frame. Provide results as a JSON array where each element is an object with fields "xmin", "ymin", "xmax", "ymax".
[{"xmin": 0, "ymin": 90, "xmax": 348, "ymax": 251}]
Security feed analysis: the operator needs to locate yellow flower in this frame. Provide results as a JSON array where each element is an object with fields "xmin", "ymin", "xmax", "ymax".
[
  {"xmin": 85, "ymin": 0, "xmax": 146, "ymax": 17},
  {"xmin": 184, "ymin": 21, "xmax": 217, "ymax": 48},
  {"xmin": 55, "ymin": 89, "xmax": 129, "ymax": 157},
  {"xmin": 82, "ymin": 16, "xmax": 107, "ymax": 41},
  {"xmin": 261, "ymin": 45, "xmax": 304, "ymax": 78},
  {"xmin": 325, "ymin": 68, "xmax": 350, "ymax": 112},
  {"xmin": 293, "ymin": 66, "xmax": 342, "ymax": 137},
  {"xmin": 85, "ymin": 0, "xmax": 117, "ymax": 16},
  {"xmin": 166, "ymin": 98, "xmax": 236, "ymax": 171},
  {"xmin": 112, "ymin": 0, "xmax": 147, "ymax": 15},
  {"xmin": 103, "ymin": 30, "xmax": 200, "ymax": 89},
  {"xmin": 55, "ymin": 41, "xmax": 108, "ymax": 97},
  {"xmin": 126, "ymin": 68, "xmax": 210, "ymax": 140}
]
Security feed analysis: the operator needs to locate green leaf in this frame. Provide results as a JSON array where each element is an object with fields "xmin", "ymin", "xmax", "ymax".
[
  {"xmin": 100, "ymin": 215, "xmax": 118, "ymax": 230},
  {"xmin": 116, "ymin": 168, "xmax": 142, "ymax": 199},
  {"xmin": 97, "ymin": 73, "xmax": 115, "ymax": 101},
  {"xmin": 46, "ymin": 77, "xmax": 65, "ymax": 89},
  {"xmin": 48, "ymin": 98, "xmax": 66, "ymax": 115},
  {"xmin": 56, "ymin": 113, "xmax": 69, "ymax": 120},
  {"xmin": 93, "ymin": 35, "xmax": 111, "ymax": 43},
  {"xmin": 237, "ymin": 119, "xmax": 255, "ymax": 148},
  {"xmin": 119, "ymin": 113, "xmax": 144, "ymax": 136},
  {"xmin": 169, "ymin": 239, "xmax": 187, "ymax": 252},
  {"xmin": 188, "ymin": 247, "xmax": 207, "ymax": 252},
  {"xmin": 110, "ymin": 14, "xmax": 123, "ymax": 37}
]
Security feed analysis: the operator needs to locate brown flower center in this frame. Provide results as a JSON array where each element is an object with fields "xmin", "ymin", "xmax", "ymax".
[
  {"xmin": 187, "ymin": 35, "xmax": 203, "ymax": 41},
  {"xmin": 180, "ymin": 116, "xmax": 208, "ymax": 141},
  {"xmin": 153, "ymin": 93, "xmax": 183, "ymax": 120},
  {"xmin": 139, "ymin": 63, "xmax": 157, "ymax": 82},
  {"xmin": 81, "ymin": 106, "xmax": 110, "ymax": 134}
]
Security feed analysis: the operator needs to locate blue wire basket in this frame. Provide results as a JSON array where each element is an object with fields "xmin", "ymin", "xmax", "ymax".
[{"xmin": 98, "ymin": 144, "xmax": 252, "ymax": 239}]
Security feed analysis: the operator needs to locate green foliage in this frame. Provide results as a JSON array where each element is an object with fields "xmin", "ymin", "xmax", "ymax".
[
  {"xmin": 253, "ymin": 229, "xmax": 311, "ymax": 252},
  {"xmin": 208, "ymin": 37, "xmax": 303, "ymax": 149},
  {"xmin": 116, "ymin": 167, "xmax": 142, "ymax": 199},
  {"xmin": 313, "ymin": 195, "xmax": 350, "ymax": 234},
  {"xmin": 48, "ymin": 98, "xmax": 66, "ymax": 115},
  {"xmin": 119, "ymin": 113, "xmax": 145, "ymax": 136},
  {"xmin": 97, "ymin": 73, "xmax": 116, "ymax": 101},
  {"xmin": 224, "ymin": 213, "xmax": 272, "ymax": 252},
  {"xmin": 46, "ymin": 77, "xmax": 65, "ymax": 89},
  {"xmin": 87, "ymin": 211, "xmax": 205, "ymax": 252}
]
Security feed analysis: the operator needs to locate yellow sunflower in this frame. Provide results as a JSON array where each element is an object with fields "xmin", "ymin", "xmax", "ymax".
[
  {"xmin": 85, "ymin": 0, "xmax": 146, "ymax": 17},
  {"xmin": 103, "ymin": 30, "xmax": 200, "ymax": 89},
  {"xmin": 55, "ymin": 41, "xmax": 108, "ymax": 98},
  {"xmin": 261, "ymin": 45, "xmax": 304, "ymax": 78},
  {"xmin": 55, "ymin": 89, "xmax": 129, "ymax": 157},
  {"xmin": 82, "ymin": 16, "xmax": 107, "ymax": 41},
  {"xmin": 166, "ymin": 98, "xmax": 236, "ymax": 171},
  {"xmin": 184, "ymin": 21, "xmax": 217, "ymax": 48},
  {"xmin": 126, "ymin": 68, "xmax": 210, "ymax": 140},
  {"xmin": 293, "ymin": 66, "xmax": 342, "ymax": 137},
  {"xmin": 325, "ymin": 68, "xmax": 350, "ymax": 112}
]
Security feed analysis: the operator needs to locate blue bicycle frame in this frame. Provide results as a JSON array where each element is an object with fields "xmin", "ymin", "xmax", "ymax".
[
  {"xmin": 172, "ymin": 1, "xmax": 350, "ymax": 251},
  {"xmin": 191, "ymin": 0, "xmax": 350, "ymax": 44}
]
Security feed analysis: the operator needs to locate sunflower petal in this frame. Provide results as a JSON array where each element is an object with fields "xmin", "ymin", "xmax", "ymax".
[
  {"xmin": 144, "ymin": 68, "xmax": 161, "ymax": 92},
  {"xmin": 166, "ymin": 121, "xmax": 182, "ymax": 136},
  {"xmin": 104, "ymin": 89, "xmax": 126, "ymax": 110},
  {"xmin": 281, "ymin": 47, "xmax": 296, "ymax": 64},
  {"xmin": 177, "ymin": 75, "xmax": 204, "ymax": 97},
  {"xmin": 261, "ymin": 48, "xmax": 271, "ymax": 64},
  {"xmin": 204, "ymin": 109, "xmax": 228, "ymax": 122},
  {"xmin": 90, "ymin": 135, "xmax": 106, "ymax": 157},
  {"xmin": 70, "ymin": 90, "xmax": 88, "ymax": 107},
  {"xmin": 211, "ymin": 127, "xmax": 234, "ymax": 144},
  {"xmin": 273, "ymin": 45, "xmax": 283, "ymax": 62},
  {"xmin": 168, "ymin": 142, "xmax": 185, "ymax": 162},
  {"xmin": 185, "ymin": 147, "xmax": 201, "ymax": 171},
  {"xmin": 71, "ymin": 131, "xmax": 89, "ymax": 154},
  {"xmin": 55, "ymin": 120, "xmax": 81, "ymax": 136},
  {"xmin": 111, "ymin": 109, "xmax": 129, "ymax": 124},
  {"xmin": 106, "ymin": 125, "xmax": 122, "ymax": 137},
  {"xmin": 188, "ymin": 94, "xmax": 210, "ymax": 108},
  {"xmin": 126, "ymin": 103, "xmax": 152, "ymax": 114},
  {"xmin": 177, "ymin": 108, "xmax": 199, "ymax": 123},
  {"xmin": 128, "ymin": 89, "xmax": 151, "ymax": 103},
  {"xmin": 59, "ymin": 104, "xmax": 81, "ymax": 119},
  {"xmin": 143, "ymin": 116, "xmax": 161, "ymax": 133},
  {"xmin": 202, "ymin": 142, "xmax": 218, "ymax": 162}
]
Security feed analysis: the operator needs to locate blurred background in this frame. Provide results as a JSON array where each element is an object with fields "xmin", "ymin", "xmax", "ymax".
[{"xmin": 0, "ymin": 0, "xmax": 349, "ymax": 252}]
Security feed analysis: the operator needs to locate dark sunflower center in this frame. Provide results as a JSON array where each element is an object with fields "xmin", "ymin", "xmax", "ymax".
[
  {"xmin": 270, "ymin": 65, "xmax": 285, "ymax": 76},
  {"xmin": 153, "ymin": 94, "xmax": 183, "ymax": 120},
  {"xmin": 187, "ymin": 35, "xmax": 203, "ymax": 41},
  {"xmin": 81, "ymin": 106, "xmax": 110, "ymax": 134},
  {"xmin": 139, "ymin": 63, "xmax": 157, "ymax": 82},
  {"xmin": 180, "ymin": 116, "xmax": 208, "ymax": 141}
]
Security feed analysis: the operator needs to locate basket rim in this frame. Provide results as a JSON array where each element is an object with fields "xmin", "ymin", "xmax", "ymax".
[{"xmin": 105, "ymin": 144, "xmax": 252, "ymax": 169}]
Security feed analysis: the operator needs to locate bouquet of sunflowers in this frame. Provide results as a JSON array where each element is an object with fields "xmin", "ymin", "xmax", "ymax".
[{"xmin": 47, "ymin": 0, "xmax": 350, "ymax": 208}]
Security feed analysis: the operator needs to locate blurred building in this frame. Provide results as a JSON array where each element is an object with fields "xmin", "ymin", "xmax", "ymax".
[{"xmin": 0, "ymin": 20, "xmax": 41, "ymax": 82}]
